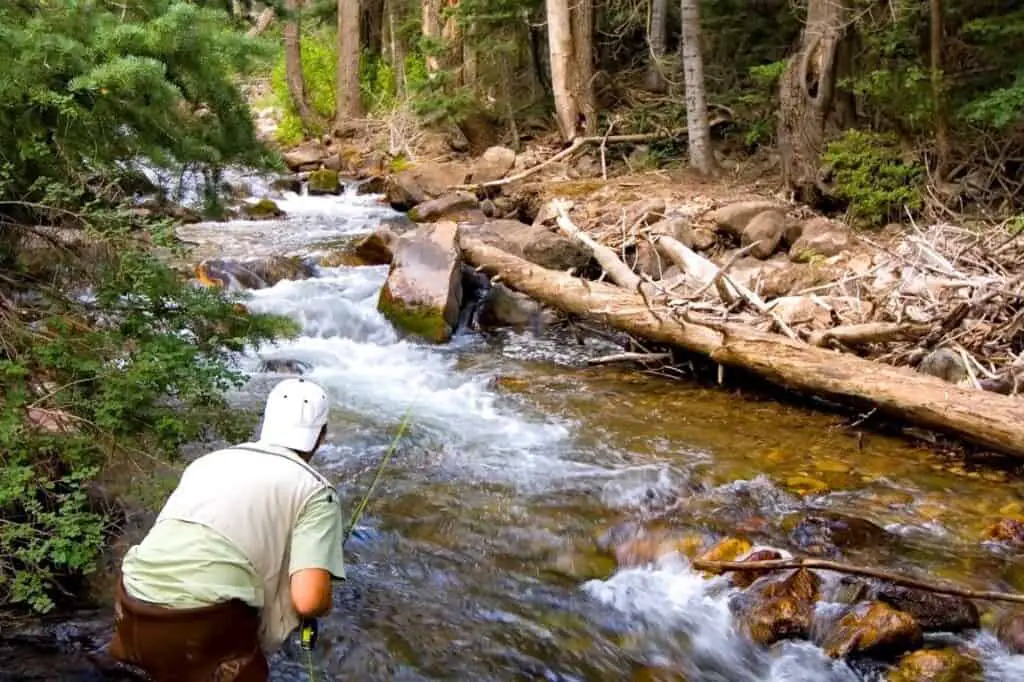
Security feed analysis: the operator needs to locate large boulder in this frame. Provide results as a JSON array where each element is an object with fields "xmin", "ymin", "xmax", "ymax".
[
  {"xmin": 741, "ymin": 209, "xmax": 788, "ymax": 260},
  {"xmin": 377, "ymin": 222, "xmax": 463, "ymax": 343},
  {"xmin": 475, "ymin": 282, "xmax": 545, "ymax": 330},
  {"xmin": 789, "ymin": 217, "xmax": 852, "ymax": 262},
  {"xmin": 822, "ymin": 601, "xmax": 923, "ymax": 659},
  {"xmin": 307, "ymin": 169, "xmax": 340, "ymax": 196},
  {"xmin": 283, "ymin": 141, "xmax": 327, "ymax": 171},
  {"xmin": 408, "ymin": 191, "xmax": 482, "ymax": 223},
  {"xmin": 706, "ymin": 201, "xmax": 786, "ymax": 238},
  {"xmin": 886, "ymin": 648, "xmax": 983, "ymax": 682},
  {"xmin": 469, "ymin": 146, "xmax": 516, "ymax": 184},
  {"xmin": 385, "ymin": 162, "xmax": 469, "ymax": 211},
  {"xmin": 461, "ymin": 220, "xmax": 592, "ymax": 272}
]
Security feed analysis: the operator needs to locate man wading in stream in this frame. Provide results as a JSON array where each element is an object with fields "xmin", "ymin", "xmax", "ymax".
[{"xmin": 108, "ymin": 377, "xmax": 346, "ymax": 681}]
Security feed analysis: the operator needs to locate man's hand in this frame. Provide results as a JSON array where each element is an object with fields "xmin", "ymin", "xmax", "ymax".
[{"xmin": 290, "ymin": 568, "xmax": 332, "ymax": 618}]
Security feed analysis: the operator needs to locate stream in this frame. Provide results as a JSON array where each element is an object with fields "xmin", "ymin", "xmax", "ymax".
[{"xmin": 12, "ymin": 181, "xmax": 1024, "ymax": 681}]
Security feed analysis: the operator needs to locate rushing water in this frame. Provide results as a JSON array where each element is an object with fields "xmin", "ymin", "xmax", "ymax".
[{"xmin": 174, "ymin": 187, "xmax": 1024, "ymax": 681}]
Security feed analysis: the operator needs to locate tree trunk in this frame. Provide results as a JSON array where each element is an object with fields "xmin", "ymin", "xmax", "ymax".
[
  {"xmin": 645, "ymin": 0, "xmax": 669, "ymax": 92},
  {"xmin": 777, "ymin": 0, "xmax": 850, "ymax": 200},
  {"xmin": 571, "ymin": 0, "xmax": 597, "ymax": 136},
  {"xmin": 422, "ymin": 0, "xmax": 442, "ymax": 75},
  {"xmin": 680, "ymin": 0, "xmax": 716, "ymax": 174},
  {"xmin": 336, "ymin": 0, "xmax": 364, "ymax": 126},
  {"xmin": 283, "ymin": 0, "xmax": 321, "ymax": 132},
  {"xmin": 463, "ymin": 22, "xmax": 478, "ymax": 90},
  {"xmin": 385, "ymin": 0, "xmax": 406, "ymax": 97},
  {"xmin": 461, "ymin": 238, "xmax": 1024, "ymax": 460},
  {"xmin": 442, "ymin": 0, "xmax": 463, "ymax": 84},
  {"xmin": 362, "ymin": 0, "xmax": 384, "ymax": 57},
  {"xmin": 547, "ymin": 0, "xmax": 578, "ymax": 140},
  {"xmin": 930, "ymin": 0, "xmax": 950, "ymax": 175}
]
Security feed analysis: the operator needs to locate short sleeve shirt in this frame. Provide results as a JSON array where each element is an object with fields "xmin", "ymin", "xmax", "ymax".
[{"xmin": 288, "ymin": 486, "xmax": 346, "ymax": 580}]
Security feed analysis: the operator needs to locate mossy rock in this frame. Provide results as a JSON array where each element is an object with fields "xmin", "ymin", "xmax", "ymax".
[
  {"xmin": 241, "ymin": 198, "xmax": 284, "ymax": 220},
  {"xmin": 886, "ymin": 648, "xmax": 983, "ymax": 682},
  {"xmin": 377, "ymin": 284, "xmax": 451, "ymax": 343},
  {"xmin": 308, "ymin": 168, "xmax": 340, "ymax": 195}
]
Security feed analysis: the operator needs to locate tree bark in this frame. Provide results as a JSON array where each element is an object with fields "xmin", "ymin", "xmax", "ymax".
[
  {"xmin": 460, "ymin": 239, "xmax": 1024, "ymax": 460},
  {"xmin": 930, "ymin": 0, "xmax": 950, "ymax": 175},
  {"xmin": 385, "ymin": 0, "xmax": 406, "ymax": 97},
  {"xmin": 680, "ymin": 0, "xmax": 716, "ymax": 175},
  {"xmin": 336, "ymin": 0, "xmax": 364, "ymax": 126},
  {"xmin": 571, "ymin": 0, "xmax": 597, "ymax": 136},
  {"xmin": 422, "ymin": 0, "xmax": 443, "ymax": 75},
  {"xmin": 441, "ymin": 0, "xmax": 463, "ymax": 84},
  {"xmin": 283, "ymin": 0, "xmax": 321, "ymax": 132},
  {"xmin": 777, "ymin": 0, "xmax": 850, "ymax": 200},
  {"xmin": 645, "ymin": 0, "xmax": 669, "ymax": 92},
  {"xmin": 547, "ymin": 0, "xmax": 578, "ymax": 140}
]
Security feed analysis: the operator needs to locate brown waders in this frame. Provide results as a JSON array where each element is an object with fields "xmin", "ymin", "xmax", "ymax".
[{"xmin": 108, "ymin": 581, "xmax": 269, "ymax": 682}]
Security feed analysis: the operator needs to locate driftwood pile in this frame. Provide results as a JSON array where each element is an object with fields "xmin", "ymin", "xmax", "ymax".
[{"xmin": 461, "ymin": 198, "xmax": 1024, "ymax": 459}]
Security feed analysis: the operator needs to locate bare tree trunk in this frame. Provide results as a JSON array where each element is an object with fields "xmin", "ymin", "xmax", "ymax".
[
  {"xmin": 680, "ymin": 0, "xmax": 716, "ymax": 174},
  {"xmin": 930, "ymin": 0, "xmax": 950, "ymax": 175},
  {"xmin": 645, "ymin": 0, "xmax": 669, "ymax": 92},
  {"xmin": 442, "ymin": 0, "xmax": 463, "ymax": 84},
  {"xmin": 463, "ymin": 22, "xmax": 478, "ymax": 90},
  {"xmin": 362, "ymin": 0, "xmax": 384, "ymax": 56},
  {"xmin": 386, "ymin": 0, "xmax": 407, "ymax": 97},
  {"xmin": 571, "ymin": 0, "xmax": 597, "ymax": 136},
  {"xmin": 247, "ymin": 7, "xmax": 275, "ymax": 37},
  {"xmin": 777, "ymin": 0, "xmax": 850, "ymax": 200},
  {"xmin": 547, "ymin": 0, "xmax": 578, "ymax": 140},
  {"xmin": 283, "ymin": 0, "xmax": 321, "ymax": 133},
  {"xmin": 422, "ymin": 0, "xmax": 442, "ymax": 75},
  {"xmin": 336, "ymin": 0, "xmax": 364, "ymax": 127}
]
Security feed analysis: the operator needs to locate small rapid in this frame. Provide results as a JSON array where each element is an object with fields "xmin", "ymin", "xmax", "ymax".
[{"xmin": 177, "ymin": 183, "xmax": 1024, "ymax": 682}]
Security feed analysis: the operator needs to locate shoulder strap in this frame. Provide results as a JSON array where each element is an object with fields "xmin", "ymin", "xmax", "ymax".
[{"xmin": 230, "ymin": 444, "xmax": 335, "ymax": 491}]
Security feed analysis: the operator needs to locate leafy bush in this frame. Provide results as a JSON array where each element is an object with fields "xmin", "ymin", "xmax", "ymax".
[
  {"xmin": 0, "ymin": 1, "xmax": 296, "ymax": 612},
  {"xmin": 822, "ymin": 131, "xmax": 924, "ymax": 226}
]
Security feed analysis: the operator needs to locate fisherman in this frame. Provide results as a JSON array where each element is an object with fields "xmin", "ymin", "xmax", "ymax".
[{"xmin": 109, "ymin": 377, "xmax": 345, "ymax": 682}]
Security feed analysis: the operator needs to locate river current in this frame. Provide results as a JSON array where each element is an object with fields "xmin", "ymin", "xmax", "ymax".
[{"xmin": 170, "ymin": 182, "xmax": 1024, "ymax": 682}]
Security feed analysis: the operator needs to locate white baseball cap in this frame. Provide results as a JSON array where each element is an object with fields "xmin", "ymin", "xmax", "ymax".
[{"xmin": 258, "ymin": 378, "xmax": 331, "ymax": 453}]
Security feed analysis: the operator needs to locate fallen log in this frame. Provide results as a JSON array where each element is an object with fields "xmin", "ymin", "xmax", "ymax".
[
  {"xmin": 807, "ymin": 322, "xmax": 932, "ymax": 349},
  {"xmin": 461, "ymin": 238, "xmax": 1024, "ymax": 458},
  {"xmin": 692, "ymin": 557, "xmax": 1024, "ymax": 604},
  {"xmin": 553, "ymin": 200, "xmax": 641, "ymax": 289}
]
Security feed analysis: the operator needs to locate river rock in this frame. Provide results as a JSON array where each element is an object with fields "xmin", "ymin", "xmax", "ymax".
[
  {"xmin": 347, "ymin": 226, "xmax": 399, "ymax": 266},
  {"xmin": 734, "ymin": 568, "xmax": 821, "ymax": 646},
  {"xmin": 378, "ymin": 222, "xmax": 463, "ymax": 343},
  {"xmin": 240, "ymin": 198, "xmax": 285, "ymax": 220},
  {"xmin": 729, "ymin": 548, "xmax": 784, "ymax": 588},
  {"xmin": 195, "ymin": 256, "xmax": 315, "ymax": 290},
  {"xmin": 356, "ymin": 176, "xmax": 387, "ymax": 195},
  {"xmin": 994, "ymin": 608, "xmax": 1024, "ymax": 653},
  {"xmin": 741, "ymin": 209, "xmax": 788, "ymax": 260},
  {"xmin": 283, "ymin": 140, "xmax": 327, "ymax": 170},
  {"xmin": 409, "ymin": 191, "xmax": 481, "ymax": 223},
  {"xmin": 706, "ymin": 201, "xmax": 786, "ymax": 238},
  {"xmin": 258, "ymin": 358, "xmax": 313, "ymax": 375},
  {"xmin": 386, "ymin": 162, "xmax": 469, "ymax": 211},
  {"xmin": 822, "ymin": 601, "xmax": 923, "ymax": 659},
  {"xmin": 475, "ymin": 282, "xmax": 545, "ymax": 330},
  {"xmin": 871, "ymin": 583, "xmax": 979, "ymax": 633},
  {"xmin": 917, "ymin": 348, "xmax": 969, "ymax": 385},
  {"xmin": 691, "ymin": 227, "xmax": 718, "ymax": 251},
  {"xmin": 461, "ymin": 219, "xmax": 592, "ymax": 272},
  {"xmin": 786, "ymin": 513, "xmax": 893, "ymax": 558},
  {"xmin": 886, "ymin": 648, "xmax": 983, "ymax": 682},
  {"xmin": 307, "ymin": 168, "xmax": 340, "ymax": 196},
  {"xmin": 769, "ymin": 296, "xmax": 875, "ymax": 330},
  {"xmin": 789, "ymin": 217, "xmax": 852, "ymax": 262},
  {"xmin": 697, "ymin": 537, "xmax": 752, "ymax": 574},
  {"xmin": 270, "ymin": 175, "xmax": 302, "ymax": 195},
  {"xmin": 470, "ymin": 146, "xmax": 516, "ymax": 184}
]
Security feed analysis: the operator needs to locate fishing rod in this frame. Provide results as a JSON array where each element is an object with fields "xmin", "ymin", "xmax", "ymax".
[{"xmin": 300, "ymin": 396, "xmax": 419, "ymax": 681}]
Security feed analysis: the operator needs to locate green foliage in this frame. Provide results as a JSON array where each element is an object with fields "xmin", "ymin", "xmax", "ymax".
[
  {"xmin": 0, "ymin": 1, "xmax": 295, "ymax": 613},
  {"xmin": 269, "ymin": 27, "xmax": 337, "ymax": 144},
  {"xmin": 823, "ymin": 131, "xmax": 924, "ymax": 226},
  {"xmin": 958, "ymin": 10, "xmax": 1024, "ymax": 129}
]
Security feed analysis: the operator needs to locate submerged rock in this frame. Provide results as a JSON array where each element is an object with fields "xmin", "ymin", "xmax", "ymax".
[
  {"xmin": 994, "ymin": 608, "xmax": 1024, "ymax": 653},
  {"xmin": 377, "ymin": 222, "xmax": 463, "ymax": 343},
  {"xmin": 195, "ymin": 256, "xmax": 315, "ymax": 290},
  {"xmin": 258, "ymin": 358, "xmax": 312, "ymax": 375},
  {"xmin": 729, "ymin": 548, "xmax": 784, "ymax": 589},
  {"xmin": 822, "ymin": 601, "xmax": 923, "ymax": 659},
  {"xmin": 734, "ymin": 567, "xmax": 821, "ymax": 646},
  {"xmin": 786, "ymin": 513, "xmax": 894, "ymax": 557},
  {"xmin": 886, "ymin": 648, "xmax": 983, "ymax": 682},
  {"xmin": 475, "ymin": 282, "xmax": 545, "ymax": 331}
]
